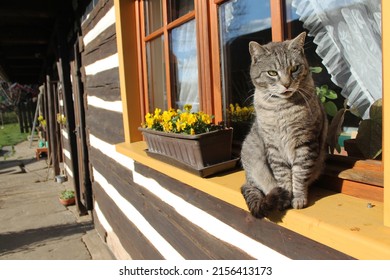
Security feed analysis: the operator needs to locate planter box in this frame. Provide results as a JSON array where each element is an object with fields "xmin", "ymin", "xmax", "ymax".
[{"xmin": 139, "ymin": 127, "xmax": 237, "ymax": 177}]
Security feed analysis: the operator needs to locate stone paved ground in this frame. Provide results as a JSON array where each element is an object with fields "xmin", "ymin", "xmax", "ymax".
[{"xmin": 0, "ymin": 140, "xmax": 114, "ymax": 260}]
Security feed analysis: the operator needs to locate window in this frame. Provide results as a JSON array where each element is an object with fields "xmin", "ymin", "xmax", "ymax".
[
  {"xmin": 141, "ymin": 0, "xmax": 199, "ymax": 112},
  {"xmin": 137, "ymin": 0, "xmax": 382, "ymax": 158}
]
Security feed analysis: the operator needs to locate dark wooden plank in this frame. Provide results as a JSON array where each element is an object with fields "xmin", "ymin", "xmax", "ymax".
[
  {"xmin": 86, "ymin": 86, "xmax": 121, "ymax": 102},
  {"xmin": 85, "ymin": 106, "xmax": 124, "ymax": 145},
  {"xmin": 89, "ymin": 147, "xmax": 253, "ymax": 259},
  {"xmin": 93, "ymin": 181, "xmax": 164, "ymax": 260},
  {"xmin": 134, "ymin": 163, "xmax": 354, "ymax": 260},
  {"xmin": 85, "ymin": 68, "xmax": 120, "ymax": 89},
  {"xmin": 81, "ymin": 0, "xmax": 113, "ymax": 36},
  {"xmin": 83, "ymin": 24, "xmax": 117, "ymax": 65}
]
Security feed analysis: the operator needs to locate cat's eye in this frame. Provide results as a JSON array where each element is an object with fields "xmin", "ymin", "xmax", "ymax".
[
  {"xmin": 291, "ymin": 65, "xmax": 299, "ymax": 73},
  {"xmin": 267, "ymin": 70, "xmax": 278, "ymax": 76}
]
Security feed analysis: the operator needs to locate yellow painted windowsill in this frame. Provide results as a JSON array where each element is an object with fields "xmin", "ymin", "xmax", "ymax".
[{"xmin": 116, "ymin": 141, "xmax": 390, "ymax": 260}]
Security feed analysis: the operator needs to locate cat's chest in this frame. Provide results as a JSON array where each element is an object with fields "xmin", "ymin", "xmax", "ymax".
[{"xmin": 259, "ymin": 112, "xmax": 310, "ymax": 150}]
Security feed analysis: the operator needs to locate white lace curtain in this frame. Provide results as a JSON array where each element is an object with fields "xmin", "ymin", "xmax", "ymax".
[
  {"xmin": 292, "ymin": 0, "xmax": 382, "ymax": 118},
  {"xmin": 170, "ymin": 20, "xmax": 199, "ymax": 111}
]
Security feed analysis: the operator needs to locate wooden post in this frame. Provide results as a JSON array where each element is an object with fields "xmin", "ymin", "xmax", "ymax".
[
  {"xmin": 383, "ymin": 0, "xmax": 390, "ymax": 227},
  {"xmin": 270, "ymin": 0, "xmax": 284, "ymax": 41},
  {"xmin": 17, "ymin": 103, "xmax": 24, "ymax": 133},
  {"xmin": 114, "ymin": 0, "xmax": 143, "ymax": 143},
  {"xmin": 46, "ymin": 75, "xmax": 60, "ymax": 176},
  {"xmin": 21, "ymin": 102, "xmax": 29, "ymax": 132}
]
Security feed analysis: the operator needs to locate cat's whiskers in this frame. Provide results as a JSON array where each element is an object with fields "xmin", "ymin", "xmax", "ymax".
[
  {"xmin": 265, "ymin": 92, "xmax": 275, "ymax": 102},
  {"xmin": 243, "ymin": 92, "xmax": 255, "ymax": 105}
]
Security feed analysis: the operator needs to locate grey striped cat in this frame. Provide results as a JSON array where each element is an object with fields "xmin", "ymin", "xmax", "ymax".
[{"xmin": 241, "ymin": 32, "xmax": 328, "ymax": 218}]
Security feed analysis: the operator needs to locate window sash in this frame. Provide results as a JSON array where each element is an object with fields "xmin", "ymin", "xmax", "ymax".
[{"xmin": 141, "ymin": 1, "xmax": 197, "ymax": 112}]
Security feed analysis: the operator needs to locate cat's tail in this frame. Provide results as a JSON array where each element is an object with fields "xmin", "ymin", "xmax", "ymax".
[{"xmin": 241, "ymin": 185, "xmax": 291, "ymax": 218}]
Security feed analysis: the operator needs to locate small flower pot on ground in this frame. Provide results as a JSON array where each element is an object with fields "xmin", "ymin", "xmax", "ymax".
[{"xmin": 59, "ymin": 190, "xmax": 75, "ymax": 206}]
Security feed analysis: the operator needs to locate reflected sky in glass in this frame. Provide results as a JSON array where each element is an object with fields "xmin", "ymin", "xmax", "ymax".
[{"xmin": 220, "ymin": 0, "xmax": 271, "ymax": 43}]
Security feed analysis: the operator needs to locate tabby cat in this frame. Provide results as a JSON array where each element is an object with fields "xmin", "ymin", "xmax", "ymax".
[{"xmin": 240, "ymin": 32, "xmax": 328, "ymax": 218}]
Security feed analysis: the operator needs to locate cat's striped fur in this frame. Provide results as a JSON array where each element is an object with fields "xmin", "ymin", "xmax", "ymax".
[{"xmin": 241, "ymin": 32, "xmax": 328, "ymax": 218}]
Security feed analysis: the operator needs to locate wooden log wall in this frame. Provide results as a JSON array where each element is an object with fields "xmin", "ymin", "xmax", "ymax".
[
  {"xmin": 79, "ymin": 0, "xmax": 353, "ymax": 260},
  {"xmin": 81, "ymin": 0, "xmax": 125, "ymax": 256},
  {"xmin": 58, "ymin": 89, "xmax": 73, "ymax": 179}
]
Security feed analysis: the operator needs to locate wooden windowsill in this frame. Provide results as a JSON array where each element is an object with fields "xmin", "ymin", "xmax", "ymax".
[
  {"xmin": 319, "ymin": 155, "xmax": 384, "ymax": 202},
  {"xmin": 116, "ymin": 141, "xmax": 390, "ymax": 259}
]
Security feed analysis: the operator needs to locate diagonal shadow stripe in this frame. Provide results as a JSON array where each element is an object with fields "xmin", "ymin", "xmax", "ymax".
[{"xmin": 0, "ymin": 221, "xmax": 93, "ymax": 256}]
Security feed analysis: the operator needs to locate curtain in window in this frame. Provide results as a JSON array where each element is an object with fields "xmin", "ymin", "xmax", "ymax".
[
  {"xmin": 292, "ymin": 0, "xmax": 382, "ymax": 118},
  {"xmin": 170, "ymin": 20, "xmax": 199, "ymax": 111}
]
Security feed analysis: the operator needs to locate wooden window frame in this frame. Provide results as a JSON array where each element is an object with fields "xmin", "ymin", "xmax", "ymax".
[
  {"xmin": 115, "ymin": 0, "xmax": 389, "ymax": 227},
  {"xmin": 138, "ymin": 0, "xmax": 214, "ymax": 115}
]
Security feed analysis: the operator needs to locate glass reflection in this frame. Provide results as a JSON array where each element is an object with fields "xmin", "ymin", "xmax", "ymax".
[
  {"xmin": 168, "ymin": 0, "xmax": 194, "ymax": 22},
  {"xmin": 218, "ymin": 0, "xmax": 272, "ymax": 122},
  {"xmin": 146, "ymin": 35, "xmax": 167, "ymax": 111},
  {"xmin": 144, "ymin": 0, "xmax": 163, "ymax": 35}
]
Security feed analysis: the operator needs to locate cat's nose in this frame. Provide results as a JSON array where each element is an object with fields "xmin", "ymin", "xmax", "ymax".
[
  {"xmin": 282, "ymin": 84, "xmax": 291, "ymax": 92},
  {"xmin": 280, "ymin": 77, "xmax": 291, "ymax": 89}
]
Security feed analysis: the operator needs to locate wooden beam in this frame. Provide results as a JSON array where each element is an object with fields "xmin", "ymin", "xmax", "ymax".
[
  {"xmin": 270, "ymin": 0, "xmax": 284, "ymax": 41},
  {"xmin": 0, "ymin": 9, "xmax": 54, "ymax": 19},
  {"xmin": 383, "ymin": 0, "xmax": 390, "ymax": 227},
  {"xmin": 46, "ymin": 75, "xmax": 60, "ymax": 176},
  {"xmin": 114, "ymin": 0, "xmax": 143, "ymax": 143}
]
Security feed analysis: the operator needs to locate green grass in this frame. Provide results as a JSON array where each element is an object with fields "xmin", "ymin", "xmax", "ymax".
[{"xmin": 0, "ymin": 123, "xmax": 30, "ymax": 148}]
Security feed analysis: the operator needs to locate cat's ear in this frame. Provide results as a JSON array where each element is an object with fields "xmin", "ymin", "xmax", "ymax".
[
  {"xmin": 249, "ymin": 41, "xmax": 267, "ymax": 63},
  {"xmin": 288, "ymin": 32, "xmax": 306, "ymax": 50}
]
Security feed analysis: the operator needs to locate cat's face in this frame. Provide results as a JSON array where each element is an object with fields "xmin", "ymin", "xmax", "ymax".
[{"xmin": 249, "ymin": 32, "xmax": 309, "ymax": 99}]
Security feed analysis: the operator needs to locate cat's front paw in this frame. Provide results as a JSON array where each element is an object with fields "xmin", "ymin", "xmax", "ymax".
[{"xmin": 291, "ymin": 197, "xmax": 307, "ymax": 209}]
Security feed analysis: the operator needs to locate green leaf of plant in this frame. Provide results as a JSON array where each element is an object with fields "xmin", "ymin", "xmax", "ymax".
[
  {"xmin": 324, "ymin": 101, "xmax": 338, "ymax": 117},
  {"xmin": 310, "ymin": 66, "xmax": 323, "ymax": 73},
  {"xmin": 324, "ymin": 89, "xmax": 338, "ymax": 100}
]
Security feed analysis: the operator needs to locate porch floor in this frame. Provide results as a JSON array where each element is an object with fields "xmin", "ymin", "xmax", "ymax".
[{"xmin": 0, "ymin": 140, "xmax": 114, "ymax": 260}]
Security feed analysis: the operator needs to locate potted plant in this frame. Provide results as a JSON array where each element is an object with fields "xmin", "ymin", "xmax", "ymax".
[
  {"xmin": 227, "ymin": 103, "xmax": 255, "ymax": 142},
  {"xmin": 59, "ymin": 189, "xmax": 75, "ymax": 206},
  {"xmin": 139, "ymin": 104, "xmax": 235, "ymax": 177}
]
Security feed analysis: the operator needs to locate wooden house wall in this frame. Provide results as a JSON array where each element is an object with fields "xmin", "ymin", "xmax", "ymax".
[
  {"xmin": 78, "ymin": 0, "xmax": 352, "ymax": 260},
  {"xmin": 80, "ymin": 0, "xmax": 127, "ymax": 258}
]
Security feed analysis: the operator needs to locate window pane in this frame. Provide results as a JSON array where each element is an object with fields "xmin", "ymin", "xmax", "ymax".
[
  {"xmin": 218, "ymin": 0, "xmax": 271, "ymax": 123},
  {"xmin": 146, "ymin": 35, "xmax": 167, "ymax": 111},
  {"xmin": 168, "ymin": 0, "xmax": 194, "ymax": 22},
  {"xmin": 169, "ymin": 19, "xmax": 199, "ymax": 111},
  {"xmin": 144, "ymin": 0, "xmax": 163, "ymax": 35}
]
